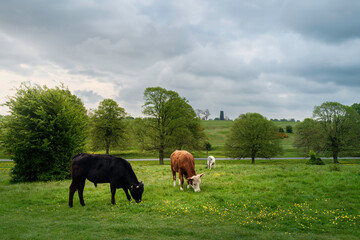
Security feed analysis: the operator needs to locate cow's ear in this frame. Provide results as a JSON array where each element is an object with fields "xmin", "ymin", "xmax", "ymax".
[
  {"xmin": 187, "ymin": 176, "xmax": 195, "ymax": 180},
  {"xmin": 199, "ymin": 173, "xmax": 205, "ymax": 178}
]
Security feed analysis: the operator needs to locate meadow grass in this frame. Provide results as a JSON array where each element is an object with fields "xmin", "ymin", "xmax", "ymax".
[{"xmin": 1, "ymin": 159, "xmax": 359, "ymax": 239}]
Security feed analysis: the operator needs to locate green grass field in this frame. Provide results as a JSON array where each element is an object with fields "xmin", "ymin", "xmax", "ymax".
[{"xmin": 1, "ymin": 159, "xmax": 360, "ymax": 239}]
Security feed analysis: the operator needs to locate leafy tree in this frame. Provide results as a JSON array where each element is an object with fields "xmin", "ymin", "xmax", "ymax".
[
  {"xmin": 293, "ymin": 118, "xmax": 323, "ymax": 156},
  {"xmin": 89, "ymin": 99, "xmax": 127, "ymax": 154},
  {"xmin": 279, "ymin": 127, "xmax": 285, "ymax": 133},
  {"xmin": 313, "ymin": 102, "xmax": 360, "ymax": 164},
  {"xmin": 0, "ymin": 84, "xmax": 88, "ymax": 182},
  {"xmin": 225, "ymin": 113, "xmax": 283, "ymax": 164},
  {"xmin": 352, "ymin": 103, "xmax": 360, "ymax": 116},
  {"xmin": 139, "ymin": 87, "xmax": 205, "ymax": 164}
]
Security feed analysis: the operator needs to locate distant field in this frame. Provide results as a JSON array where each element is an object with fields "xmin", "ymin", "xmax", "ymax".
[
  {"xmin": 1, "ymin": 159, "xmax": 359, "ymax": 239},
  {"xmin": 201, "ymin": 120, "xmax": 301, "ymax": 158}
]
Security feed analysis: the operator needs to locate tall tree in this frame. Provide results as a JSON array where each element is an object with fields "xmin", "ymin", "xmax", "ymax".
[
  {"xmin": 89, "ymin": 99, "xmax": 127, "ymax": 154},
  {"xmin": 140, "ymin": 87, "xmax": 205, "ymax": 164},
  {"xmin": 0, "ymin": 83, "xmax": 88, "ymax": 182},
  {"xmin": 225, "ymin": 113, "xmax": 282, "ymax": 164},
  {"xmin": 313, "ymin": 102, "xmax": 360, "ymax": 163},
  {"xmin": 293, "ymin": 118, "xmax": 324, "ymax": 156}
]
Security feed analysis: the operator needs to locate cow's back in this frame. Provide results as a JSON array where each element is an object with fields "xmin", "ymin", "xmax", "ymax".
[
  {"xmin": 71, "ymin": 153, "xmax": 136, "ymax": 186},
  {"xmin": 171, "ymin": 150, "xmax": 195, "ymax": 174}
]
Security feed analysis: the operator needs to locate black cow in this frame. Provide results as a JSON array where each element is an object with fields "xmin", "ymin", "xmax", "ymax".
[{"xmin": 69, "ymin": 153, "xmax": 144, "ymax": 207}]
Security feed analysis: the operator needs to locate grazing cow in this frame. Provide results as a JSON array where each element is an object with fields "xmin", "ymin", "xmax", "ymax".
[
  {"xmin": 69, "ymin": 153, "xmax": 144, "ymax": 207},
  {"xmin": 171, "ymin": 150, "xmax": 204, "ymax": 192},
  {"xmin": 207, "ymin": 156, "xmax": 216, "ymax": 169}
]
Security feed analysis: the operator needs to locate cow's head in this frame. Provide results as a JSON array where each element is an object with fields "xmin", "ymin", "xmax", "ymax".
[
  {"xmin": 187, "ymin": 173, "xmax": 204, "ymax": 192},
  {"xmin": 129, "ymin": 181, "xmax": 144, "ymax": 203}
]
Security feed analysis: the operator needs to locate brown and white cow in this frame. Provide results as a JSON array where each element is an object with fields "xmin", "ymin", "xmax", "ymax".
[{"xmin": 170, "ymin": 150, "xmax": 204, "ymax": 192}]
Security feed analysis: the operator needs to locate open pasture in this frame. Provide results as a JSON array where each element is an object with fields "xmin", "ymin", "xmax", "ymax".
[{"xmin": 1, "ymin": 159, "xmax": 360, "ymax": 239}]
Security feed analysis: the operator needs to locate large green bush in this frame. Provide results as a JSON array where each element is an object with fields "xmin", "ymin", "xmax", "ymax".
[{"xmin": 1, "ymin": 84, "xmax": 88, "ymax": 182}]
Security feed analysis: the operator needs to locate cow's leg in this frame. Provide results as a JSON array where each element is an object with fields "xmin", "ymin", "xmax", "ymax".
[
  {"xmin": 172, "ymin": 169, "xmax": 176, "ymax": 187},
  {"xmin": 178, "ymin": 170, "xmax": 184, "ymax": 191},
  {"xmin": 77, "ymin": 179, "xmax": 86, "ymax": 206},
  {"xmin": 111, "ymin": 184, "xmax": 117, "ymax": 205},
  {"xmin": 68, "ymin": 180, "xmax": 77, "ymax": 207},
  {"xmin": 123, "ymin": 188, "xmax": 131, "ymax": 201}
]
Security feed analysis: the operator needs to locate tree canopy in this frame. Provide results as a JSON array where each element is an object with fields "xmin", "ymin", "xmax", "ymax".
[
  {"xmin": 312, "ymin": 101, "xmax": 360, "ymax": 163},
  {"xmin": 136, "ymin": 87, "xmax": 205, "ymax": 164},
  {"xmin": 225, "ymin": 113, "xmax": 282, "ymax": 164},
  {"xmin": 0, "ymin": 84, "xmax": 88, "ymax": 182},
  {"xmin": 293, "ymin": 118, "xmax": 324, "ymax": 156},
  {"xmin": 89, "ymin": 99, "xmax": 127, "ymax": 154}
]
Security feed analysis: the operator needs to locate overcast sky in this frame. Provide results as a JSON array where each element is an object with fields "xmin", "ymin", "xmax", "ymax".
[{"xmin": 0, "ymin": 0, "xmax": 359, "ymax": 120}]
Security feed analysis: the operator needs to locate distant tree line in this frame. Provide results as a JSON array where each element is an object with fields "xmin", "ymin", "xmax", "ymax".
[{"xmin": 271, "ymin": 118, "xmax": 299, "ymax": 122}]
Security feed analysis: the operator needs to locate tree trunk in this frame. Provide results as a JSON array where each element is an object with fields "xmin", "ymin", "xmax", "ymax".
[
  {"xmin": 159, "ymin": 149, "xmax": 164, "ymax": 165},
  {"xmin": 105, "ymin": 145, "xmax": 110, "ymax": 155},
  {"xmin": 333, "ymin": 152, "xmax": 339, "ymax": 164},
  {"xmin": 105, "ymin": 139, "xmax": 110, "ymax": 155},
  {"xmin": 159, "ymin": 129, "xmax": 165, "ymax": 165},
  {"xmin": 251, "ymin": 156, "xmax": 255, "ymax": 164}
]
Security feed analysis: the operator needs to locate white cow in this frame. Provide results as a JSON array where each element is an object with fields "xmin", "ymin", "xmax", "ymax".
[{"xmin": 207, "ymin": 156, "xmax": 215, "ymax": 169}]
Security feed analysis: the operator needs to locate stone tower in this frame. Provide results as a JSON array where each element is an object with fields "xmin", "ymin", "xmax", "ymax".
[{"xmin": 220, "ymin": 111, "xmax": 224, "ymax": 120}]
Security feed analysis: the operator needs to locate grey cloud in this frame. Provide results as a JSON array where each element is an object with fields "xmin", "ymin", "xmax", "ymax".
[
  {"xmin": 0, "ymin": 0, "xmax": 359, "ymax": 121},
  {"xmin": 280, "ymin": 1, "xmax": 360, "ymax": 42},
  {"xmin": 74, "ymin": 90, "xmax": 103, "ymax": 104}
]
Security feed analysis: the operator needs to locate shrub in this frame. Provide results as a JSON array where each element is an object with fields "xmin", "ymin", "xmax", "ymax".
[
  {"xmin": 1, "ymin": 84, "xmax": 88, "ymax": 182},
  {"xmin": 286, "ymin": 125, "xmax": 293, "ymax": 133},
  {"xmin": 306, "ymin": 150, "xmax": 325, "ymax": 165}
]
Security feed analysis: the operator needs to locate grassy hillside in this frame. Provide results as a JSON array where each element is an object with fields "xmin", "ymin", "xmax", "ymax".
[
  {"xmin": 201, "ymin": 120, "xmax": 301, "ymax": 158},
  {"xmin": 1, "ymin": 160, "xmax": 360, "ymax": 239}
]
